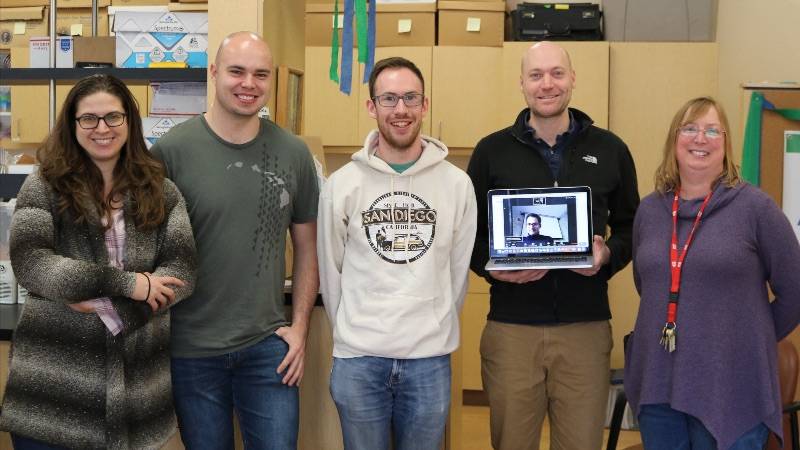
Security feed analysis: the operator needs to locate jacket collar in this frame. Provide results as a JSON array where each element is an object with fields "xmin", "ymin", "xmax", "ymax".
[{"xmin": 510, "ymin": 107, "xmax": 594, "ymax": 143}]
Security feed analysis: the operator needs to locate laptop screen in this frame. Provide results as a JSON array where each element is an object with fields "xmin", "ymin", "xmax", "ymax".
[{"xmin": 487, "ymin": 186, "xmax": 593, "ymax": 258}]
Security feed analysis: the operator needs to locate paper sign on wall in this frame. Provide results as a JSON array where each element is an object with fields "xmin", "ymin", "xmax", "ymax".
[{"xmin": 783, "ymin": 131, "xmax": 800, "ymax": 244}]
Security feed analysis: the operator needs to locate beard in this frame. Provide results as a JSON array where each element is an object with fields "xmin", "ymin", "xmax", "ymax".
[
  {"xmin": 529, "ymin": 91, "xmax": 572, "ymax": 120},
  {"xmin": 377, "ymin": 117, "xmax": 422, "ymax": 151}
]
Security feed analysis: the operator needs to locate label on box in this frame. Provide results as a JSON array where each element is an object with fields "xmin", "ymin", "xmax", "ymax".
[
  {"xmin": 29, "ymin": 37, "xmax": 73, "ymax": 68},
  {"xmin": 397, "ymin": 19, "xmax": 412, "ymax": 33},
  {"xmin": 142, "ymin": 117, "xmax": 189, "ymax": 148},
  {"xmin": 0, "ymin": 261, "xmax": 16, "ymax": 304},
  {"xmin": 149, "ymin": 81, "xmax": 206, "ymax": 116}
]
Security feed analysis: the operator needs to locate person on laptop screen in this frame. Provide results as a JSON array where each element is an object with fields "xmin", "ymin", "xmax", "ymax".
[
  {"xmin": 521, "ymin": 213, "xmax": 554, "ymax": 245},
  {"xmin": 467, "ymin": 41, "xmax": 640, "ymax": 450}
]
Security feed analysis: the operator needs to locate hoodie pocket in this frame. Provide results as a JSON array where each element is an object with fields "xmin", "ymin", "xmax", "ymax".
[{"xmin": 343, "ymin": 289, "xmax": 441, "ymax": 339}]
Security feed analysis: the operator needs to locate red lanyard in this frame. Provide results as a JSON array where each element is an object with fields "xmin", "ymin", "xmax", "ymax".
[{"xmin": 661, "ymin": 188, "xmax": 712, "ymax": 352}]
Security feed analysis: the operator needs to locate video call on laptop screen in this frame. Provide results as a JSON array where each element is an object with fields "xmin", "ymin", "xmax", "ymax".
[{"xmin": 488, "ymin": 188, "xmax": 592, "ymax": 257}]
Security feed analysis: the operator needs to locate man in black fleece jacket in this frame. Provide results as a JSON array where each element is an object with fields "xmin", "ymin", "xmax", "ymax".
[{"xmin": 467, "ymin": 42, "xmax": 639, "ymax": 450}]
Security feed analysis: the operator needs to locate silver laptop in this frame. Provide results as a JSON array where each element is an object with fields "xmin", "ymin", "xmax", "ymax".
[{"xmin": 485, "ymin": 186, "xmax": 594, "ymax": 271}]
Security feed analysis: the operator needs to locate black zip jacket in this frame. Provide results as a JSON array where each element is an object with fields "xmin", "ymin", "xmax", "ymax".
[{"xmin": 467, "ymin": 107, "xmax": 640, "ymax": 324}]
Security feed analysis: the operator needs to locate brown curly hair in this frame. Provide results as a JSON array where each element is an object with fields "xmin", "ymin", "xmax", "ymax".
[{"xmin": 37, "ymin": 74, "xmax": 165, "ymax": 229}]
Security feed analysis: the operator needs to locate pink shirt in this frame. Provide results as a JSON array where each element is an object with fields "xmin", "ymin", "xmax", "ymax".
[{"xmin": 89, "ymin": 208, "xmax": 125, "ymax": 335}]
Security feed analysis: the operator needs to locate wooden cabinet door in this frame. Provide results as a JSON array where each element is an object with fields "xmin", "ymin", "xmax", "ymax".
[
  {"xmin": 356, "ymin": 46, "xmax": 433, "ymax": 140},
  {"xmin": 431, "ymin": 46, "xmax": 503, "ymax": 149},
  {"xmin": 304, "ymin": 46, "xmax": 361, "ymax": 146},
  {"xmin": 461, "ymin": 272, "xmax": 491, "ymax": 391}
]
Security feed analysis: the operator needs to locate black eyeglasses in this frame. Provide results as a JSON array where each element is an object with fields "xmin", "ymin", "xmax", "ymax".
[
  {"xmin": 75, "ymin": 112, "xmax": 127, "ymax": 129},
  {"xmin": 372, "ymin": 92, "xmax": 424, "ymax": 108}
]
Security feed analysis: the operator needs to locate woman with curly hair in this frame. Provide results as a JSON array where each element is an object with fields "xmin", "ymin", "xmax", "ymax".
[{"xmin": 0, "ymin": 74, "xmax": 196, "ymax": 449}]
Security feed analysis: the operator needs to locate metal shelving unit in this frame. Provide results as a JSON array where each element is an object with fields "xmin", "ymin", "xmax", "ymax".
[{"xmin": 0, "ymin": 68, "xmax": 208, "ymax": 84}]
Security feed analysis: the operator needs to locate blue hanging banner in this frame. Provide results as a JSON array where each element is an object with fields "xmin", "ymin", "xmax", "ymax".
[
  {"xmin": 339, "ymin": 0, "xmax": 355, "ymax": 94},
  {"xmin": 363, "ymin": 1, "xmax": 376, "ymax": 84}
]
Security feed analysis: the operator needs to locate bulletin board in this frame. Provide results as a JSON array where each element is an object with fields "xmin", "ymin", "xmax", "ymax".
[{"xmin": 742, "ymin": 85, "xmax": 800, "ymax": 206}]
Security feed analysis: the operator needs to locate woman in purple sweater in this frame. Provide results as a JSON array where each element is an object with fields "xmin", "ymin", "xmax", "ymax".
[{"xmin": 625, "ymin": 97, "xmax": 800, "ymax": 450}]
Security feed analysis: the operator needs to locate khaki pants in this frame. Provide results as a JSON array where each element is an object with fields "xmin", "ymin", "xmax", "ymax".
[{"xmin": 480, "ymin": 320, "xmax": 613, "ymax": 450}]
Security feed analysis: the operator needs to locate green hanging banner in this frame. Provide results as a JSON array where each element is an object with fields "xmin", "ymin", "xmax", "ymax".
[
  {"xmin": 740, "ymin": 91, "xmax": 800, "ymax": 186},
  {"xmin": 741, "ymin": 92, "xmax": 764, "ymax": 185},
  {"xmin": 329, "ymin": 0, "xmax": 340, "ymax": 83},
  {"xmin": 355, "ymin": 0, "xmax": 368, "ymax": 64}
]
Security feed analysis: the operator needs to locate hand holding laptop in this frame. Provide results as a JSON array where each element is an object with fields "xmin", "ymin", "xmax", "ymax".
[
  {"xmin": 489, "ymin": 268, "xmax": 549, "ymax": 284},
  {"xmin": 569, "ymin": 235, "xmax": 610, "ymax": 277}
]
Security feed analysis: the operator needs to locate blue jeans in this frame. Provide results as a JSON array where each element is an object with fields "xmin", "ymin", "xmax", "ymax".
[
  {"xmin": 639, "ymin": 403, "xmax": 769, "ymax": 450},
  {"xmin": 11, "ymin": 434, "xmax": 69, "ymax": 450},
  {"xmin": 171, "ymin": 334, "xmax": 299, "ymax": 450},
  {"xmin": 329, "ymin": 355, "xmax": 451, "ymax": 450}
]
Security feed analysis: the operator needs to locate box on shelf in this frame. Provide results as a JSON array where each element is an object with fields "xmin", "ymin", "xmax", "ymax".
[
  {"xmin": 438, "ymin": 1, "xmax": 504, "ymax": 47},
  {"xmin": 111, "ymin": 0, "xmax": 170, "ymax": 5},
  {"xmin": 56, "ymin": 0, "xmax": 111, "ymax": 8},
  {"xmin": 55, "ymin": 7, "xmax": 111, "ymax": 37},
  {"xmin": 305, "ymin": 2, "xmax": 435, "ymax": 47},
  {"xmin": 148, "ymin": 81, "xmax": 206, "ymax": 116},
  {"xmin": 73, "ymin": 36, "xmax": 116, "ymax": 66},
  {"xmin": 0, "ymin": 6, "xmax": 47, "ymax": 50},
  {"xmin": 142, "ymin": 117, "xmax": 188, "ymax": 149},
  {"xmin": 604, "ymin": 0, "xmax": 717, "ymax": 42},
  {"xmin": 0, "ymin": 261, "xmax": 16, "ymax": 305},
  {"xmin": 0, "ymin": 0, "xmax": 48, "ymax": 6},
  {"xmin": 168, "ymin": 2, "xmax": 207, "ymax": 11},
  {"xmin": 29, "ymin": 36, "xmax": 73, "ymax": 68},
  {"xmin": 113, "ymin": 10, "xmax": 208, "ymax": 67}
]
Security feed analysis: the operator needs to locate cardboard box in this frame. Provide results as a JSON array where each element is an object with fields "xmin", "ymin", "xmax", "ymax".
[
  {"xmin": 73, "ymin": 36, "xmax": 115, "ymax": 66},
  {"xmin": 29, "ymin": 36, "xmax": 73, "ymax": 68},
  {"xmin": 0, "ymin": 5, "xmax": 108, "ymax": 52},
  {"xmin": 111, "ymin": 0, "xmax": 170, "ymax": 5},
  {"xmin": 142, "ymin": 117, "xmax": 188, "ymax": 149},
  {"xmin": 438, "ymin": 1, "xmax": 504, "ymax": 47},
  {"xmin": 56, "ymin": 7, "xmax": 110, "ymax": 36},
  {"xmin": 56, "ymin": 0, "xmax": 111, "ymax": 7},
  {"xmin": 0, "ymin": 0, "xmax": 48, "ymax": 6},
  {"xmin": 0, "ymin": 6, "xmax": 47, "ymax": 50},
  {"xmin": 113, "ymin": 10, "xmax": 207, "ymax": 67},
  {"xmin": 305, "ymin": 2, "xmax": 435, "ymax": 47},
  {"xmin": 604, "ymin": 0, "xmax": 717, "ymax": 41},
  {"xmin": 148, "ymin": 81, "xmax": 206, "ymax": 116},
  {"xmin": 168, "ymin": 2, "xmax": 206, "ymax": 11}
]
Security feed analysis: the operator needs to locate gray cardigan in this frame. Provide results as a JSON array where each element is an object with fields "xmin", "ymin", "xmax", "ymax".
[{"xmin": 0, "ymin": 173, "xmax": 196, "ymax": 449}]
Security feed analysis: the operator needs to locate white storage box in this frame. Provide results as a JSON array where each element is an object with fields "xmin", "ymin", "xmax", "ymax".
[
  {"xmin": 113, "ymin": 10, "xmax": 208, "ymax": 67},
  {"xmin": 142, "ymin": 117, "xmax": 189, "ymax": 149}
]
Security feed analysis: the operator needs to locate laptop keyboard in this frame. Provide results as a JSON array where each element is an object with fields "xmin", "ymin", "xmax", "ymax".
[{"xmin": 496, "ymin": 256, "xmax": 589, "ymax": 264}]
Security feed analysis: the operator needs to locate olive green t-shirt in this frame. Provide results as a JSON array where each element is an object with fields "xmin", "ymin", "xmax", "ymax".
[{"xmin": 152, "ymin": 116, "xmax": 319, "ymax": 358}]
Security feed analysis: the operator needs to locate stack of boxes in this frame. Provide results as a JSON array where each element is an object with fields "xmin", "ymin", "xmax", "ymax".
[
  {"xmin": 0, "ymin": 0, "xmax": 209, "ymax": 148},
  {"xmin": 304, "ymin": 0, "xmax": 506, "ymax": 48},
  {"xmin": 0, "ymin": 0, "xmax": 209, "ymax": 68}
]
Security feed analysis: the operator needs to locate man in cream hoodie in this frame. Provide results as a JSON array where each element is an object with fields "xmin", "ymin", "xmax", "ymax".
[{"xmin": 317, "ymin": 57, "xmax": 477, "ymax": 450}]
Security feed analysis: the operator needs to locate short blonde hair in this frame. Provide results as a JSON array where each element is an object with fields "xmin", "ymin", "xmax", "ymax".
[{"xmin": 654, "ymin": 96, "xmax": 740, "ymax": 194}]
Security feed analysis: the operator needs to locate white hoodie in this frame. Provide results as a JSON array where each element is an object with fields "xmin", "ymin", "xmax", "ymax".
[{"xmin": 317, "ymin": 130, "xmax": 477, "ymax": 359}]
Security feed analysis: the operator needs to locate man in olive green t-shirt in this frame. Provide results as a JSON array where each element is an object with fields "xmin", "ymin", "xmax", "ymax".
[{"xmin": 151, "ymin": 31, "xmax": 319, "ymax": 450}]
